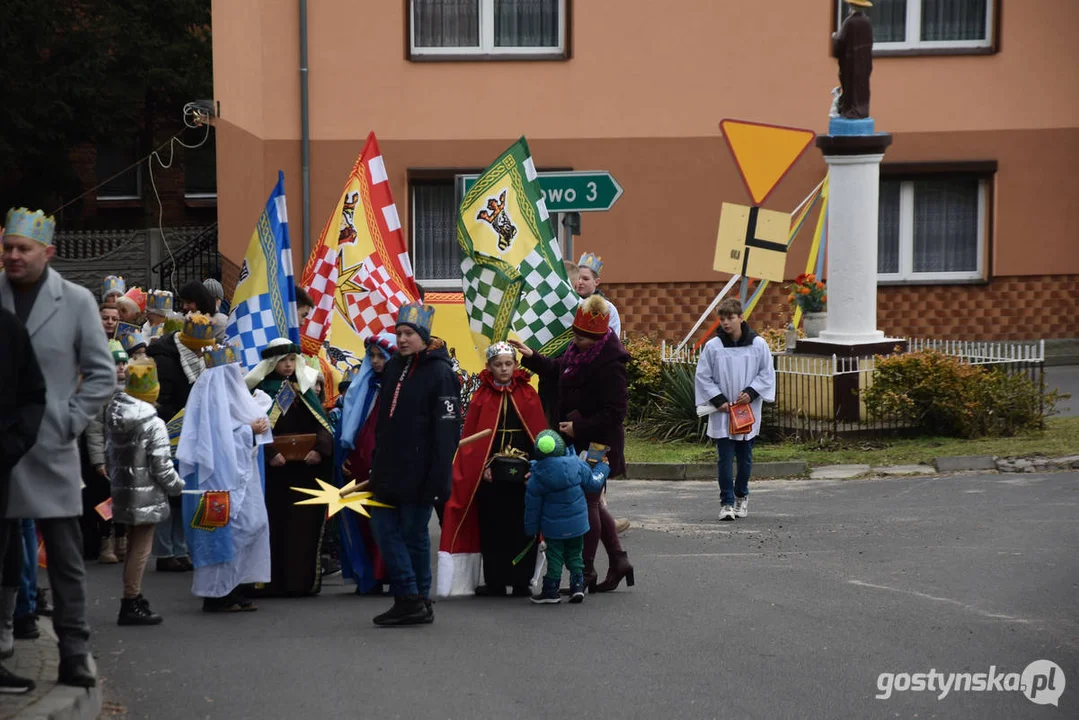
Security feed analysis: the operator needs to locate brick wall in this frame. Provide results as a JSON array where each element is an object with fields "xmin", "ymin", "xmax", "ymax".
[
  {"xmin": 221, "ymin": 255, "xmax": 241, "ymax": 301},
  {"xmin": 606, "ymin": 274, "xmax": 1079, "ymax": 343}
]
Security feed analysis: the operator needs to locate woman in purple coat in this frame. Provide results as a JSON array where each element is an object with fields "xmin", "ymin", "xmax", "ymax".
[{"xmin": 510, "ymin": 295, "xmax": 635, "ymax": 593}]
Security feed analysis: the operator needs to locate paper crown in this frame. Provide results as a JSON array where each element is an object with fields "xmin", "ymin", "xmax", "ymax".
[
  {"xmin": 125, "ymin": 357, "xmax": 159, "ymax": 399},
  {"xmin": 115, "ymin": 322, "xmax": 146, "ymax": 352},
  {"xmin": 486, "ymin": 341, "xmax": 517, "ymax": 362},
  {"xmin": 534, "ymin": 429, "xmax": 567, "ymax": 460},
  {"xmin": 146, "ymin": 290, "xmax": 174, "ymax": 315},
  {"xmin": 572, "ymin": 295, "xmax": 611, "ymax": 339},
  {"xmin": 4, "ymin": 208, "xmax": 56, "ymax": 246},
  {"xmin": 202, "ymin": 343, "xmax": 240, "ymax": 368},
  {"xmin": 148, "ymin": 323, "xmax": 165, "ymax": 340},
  {"xmin": 108, "ymin": 339, "xmax": 128, "ymax": 364},
  {"xmin": 123, "ymin": 287, "xmax": 147, "ymax": 312},
  {"xmin": 181, "ymin": 313, "xmax": 216, "ymax": 343},
  {"xmin": 396, "ymin": 303, "xmax": 435, "ymax": 333},
  {"xmin": 102, "ymin": 276, "xmax": 126, "ymax": 299},
  {"xmin": 578, "ymin": 252, "xmax": 603, "ymax": 275}
]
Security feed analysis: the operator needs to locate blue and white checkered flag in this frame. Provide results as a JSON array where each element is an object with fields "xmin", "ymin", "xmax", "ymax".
[{"xmin": 226, "ymin": 172, "xmax": 301, "ymax": 369}]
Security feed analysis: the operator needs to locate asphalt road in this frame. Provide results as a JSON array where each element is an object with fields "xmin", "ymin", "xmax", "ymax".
[
  {"xmin": 1045, "ymin": 366, "xmax": 1078, "ymax": 417},
  {"xmin": 87, "ymin": 472, "xmax": 1078, "ymax": 719}
]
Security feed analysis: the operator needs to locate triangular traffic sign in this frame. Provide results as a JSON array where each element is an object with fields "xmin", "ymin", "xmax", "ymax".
[{"xmin": 720, "ymin": 119, "xmax": 815, "ymax": 206}]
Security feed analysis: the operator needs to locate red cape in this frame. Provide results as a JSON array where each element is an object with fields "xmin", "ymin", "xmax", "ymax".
[{"xmin": 440, "ymin": 369, "xmax": 547, "ymax": 555}]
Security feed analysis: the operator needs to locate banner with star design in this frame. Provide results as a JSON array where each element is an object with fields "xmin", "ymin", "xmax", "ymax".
[{"xmin": 299, "ymin": 132, "xmax": 419, "ymax": 369}]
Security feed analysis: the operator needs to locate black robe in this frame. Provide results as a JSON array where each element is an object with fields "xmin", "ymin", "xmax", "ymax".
[
  {"xmin": 476, "ymin": 398, "xmax": 537, "ymax": 590},
  {"xmin": 256, "ymin": 377, "xmax": 333, "ymax": 596},
  {"xmin": 835, "ymin": 10, "xmax": 873, "ymax": 119}
]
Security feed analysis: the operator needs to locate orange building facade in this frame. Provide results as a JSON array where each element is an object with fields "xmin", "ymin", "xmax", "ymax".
[{"xmin": 211, "ymin": 0, "xmax": 1079, "ymax": 342}]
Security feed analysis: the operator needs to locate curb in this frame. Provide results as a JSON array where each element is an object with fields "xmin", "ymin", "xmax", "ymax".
[
  {"xmin": 13, "ymin": 625, "xmax": 102, "ymax": 720},
  {"xmin": 623, "ymin": 461, "xmax": 808, "ymax": 480},
  {"xmin": 933, "ymin": 455, "xmax": 997, "ymax": 472}
]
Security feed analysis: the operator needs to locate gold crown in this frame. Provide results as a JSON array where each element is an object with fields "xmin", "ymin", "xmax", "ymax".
[
  {"xmin": 182, "ymin": 313, "xmax": 216, "ymax": 341},
  {"xmin": 202, "ymin": 343, "xmax": 240, "ymax": 368},
  {"xmin": 125, "ymin": 358, "xmax": 159, "ymax": 398},
  {"xmin": 578, "ymin": 252, "xmax": 603, "ymax": 275},
  {"xmin": 5, "ymin": 208, "xmax": 56, "ymax": 246}
]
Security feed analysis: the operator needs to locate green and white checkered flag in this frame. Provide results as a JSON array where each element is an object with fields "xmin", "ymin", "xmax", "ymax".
[{"xmin": 458, "ymin": 137, "xmax": 575, "ymax": 357}]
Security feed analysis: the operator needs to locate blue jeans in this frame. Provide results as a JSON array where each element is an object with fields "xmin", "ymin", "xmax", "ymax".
[
  {"xmin": 369, "ymin": 504, "xmax": 432, "ymax": 599},
  {"xmin": 716, "ymin": 438, "xmax": 754, "ymax": 506},
  {"xmin": 152, "ymin": 508, "xmax": 189, "ymax": 559},
  {"xmin": 16, "ymin": 519, "xmax": 37, "ymax": 619}
]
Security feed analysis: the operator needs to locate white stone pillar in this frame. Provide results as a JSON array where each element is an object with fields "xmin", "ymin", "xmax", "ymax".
[{"xmin": 816, "ymin": 151, "xmax": 887, "ymax": 345}]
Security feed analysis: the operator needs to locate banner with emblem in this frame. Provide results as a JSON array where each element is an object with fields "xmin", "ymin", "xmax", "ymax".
[
  {"xmin": 457, "ymin": 137, "xmax": 577, "ymax": 357},
  {"xmin": 225, "ymin": 172, "xmax": 301, "ymax": 369},
  {"xmin": 299, "ymin": 132, "xmax": 418, "ymax": 375}
]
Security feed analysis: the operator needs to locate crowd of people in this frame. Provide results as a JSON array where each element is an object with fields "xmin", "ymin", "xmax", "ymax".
[{"xmin": 1, "ymin": 206, "xmax": 665, "ymax": 693}]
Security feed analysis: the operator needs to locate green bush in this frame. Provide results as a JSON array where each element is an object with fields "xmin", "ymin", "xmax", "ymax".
[
  {"xmin": 623, "ymin": 333, "xmax": 662, "ymax": 422},
  {"xmin": 861, "ymin": 350, "xmax": 1059, "ymax": 438},
  {"xmin": 639, "ymin": 362, "xmax": 709, "ymax": 443}
]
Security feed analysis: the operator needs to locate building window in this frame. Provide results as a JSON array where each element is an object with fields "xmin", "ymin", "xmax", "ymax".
[
  {"xmin": 184, "ymin": 129, "xmax": 217, "ymax": 198},
  {"xmin": 96, "ymin": 144, "xmax": 142, "ymax": 201},
  {"xmin": 877, "ymin": 175, "xmax": 987, "ymax": 282},
  {"xmin": 410, "ymin": 0, "xmax": 566, "ymax": 59},
  {"xmin": 411, "ymin": 180, "xmax": 462, "ymax": 288},
  {"xmin": 836, "ymin": 0, "xmax": 993, "ymax": 52}
]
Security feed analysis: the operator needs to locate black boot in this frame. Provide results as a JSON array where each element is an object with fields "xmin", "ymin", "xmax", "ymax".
[
  {"xmin": 372, "ymin": 595, "xmax": 429, "ymax": 626},
  {"xmin": 58, "ymin": 654, "xmax": 96, "ymax": 688},
  {"xmin": 0, "ymin": 663, "xmax": 35, "ymax": 694},
  {"xmin": 118, "ymin": 595, "xmax": 163, "ymax": 626},
  {"xmin": 13, "ymin": 615, "xmax": 38, "ymax": 640},
  {"xmin": 569, "ymin": 573, "xmax": 586, "ymax": 604},
  {"xmin": 36, "ymin": 588, "xmax": 53, "ymax": 617}
]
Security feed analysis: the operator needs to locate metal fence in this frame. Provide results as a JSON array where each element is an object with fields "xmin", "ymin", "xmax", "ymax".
[
  {"xmin": 659, "ymin": 338, "xmax": 1046, "ymax": 439},
  {"xmin": 152, "ymin": 223, "xmax": 221, "ymax": 293}
]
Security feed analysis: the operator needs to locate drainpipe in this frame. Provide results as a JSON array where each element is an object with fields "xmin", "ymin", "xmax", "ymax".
[{"xmin": 299, "ymin": 0, "xmax": 311, "ymax": 258}]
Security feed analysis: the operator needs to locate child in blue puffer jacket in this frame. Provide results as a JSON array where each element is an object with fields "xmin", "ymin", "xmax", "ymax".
[{"xmin": 524, "ymin": 430, "xmax": 609, "ymax": 605}]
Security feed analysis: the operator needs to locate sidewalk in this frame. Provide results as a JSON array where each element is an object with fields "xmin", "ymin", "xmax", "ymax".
[{"xmin": 0, "ymin": 623, "xmax": 101, "ymax": 720}]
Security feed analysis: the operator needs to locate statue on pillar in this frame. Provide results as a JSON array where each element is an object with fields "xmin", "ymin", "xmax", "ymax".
[{"xmin": 832, "ymin": 0, "xmax": 874, "ymax": 119}]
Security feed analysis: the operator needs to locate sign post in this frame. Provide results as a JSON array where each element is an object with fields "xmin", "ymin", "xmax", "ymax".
[{"xmin": 459, "ymin": 170, "xmax": 623, "ymax": 213}]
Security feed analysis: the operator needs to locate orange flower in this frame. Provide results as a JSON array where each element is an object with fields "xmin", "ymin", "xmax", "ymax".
[
  {"xmin": 816, "ymin": 281, "xmax": 825, "ymax": 290},
  {"xmin": 798, "ymin": 286, "xmax": 810, "ymax": 295},
  {"xmin": 788, "ymin": 293, "xmax": 795, "ymax": 303},
  {"xmin": 821, "ymin": 294, "xmax": 827, "ymax": 302},
  {"xmin": 806, "ymin": 273, "xmax": 816, "ymax": 283}
]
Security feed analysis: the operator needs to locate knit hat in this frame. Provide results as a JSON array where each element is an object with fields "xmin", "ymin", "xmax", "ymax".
[
  {"xmin": 534, "ymin": 429, "xmax": 566, "ymax": 460},
  {"xmin": 395, "ymin": 303, "xmax": 435, "ymax": 344},
  {"xmin": 108, "ymin": 339, "xmax": 128, "ymax": 365},
  {"xmin": 125, "ymin": 357, "xmax": 160, "ymax": 404},
  {"xmin": 203, "ymin": 278, "xmax": 224, "ymax": 301},
  {"xmin": 572, "ymin": 295, "xmax": 610, "ymax": 339}
]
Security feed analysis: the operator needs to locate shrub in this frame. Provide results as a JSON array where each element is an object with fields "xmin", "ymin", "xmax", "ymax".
[
  {"xmin": 623, "ymin": 333, "xmax": 662, "ymax": 421},
  {"xmin": 641, "ymin": 362, "xmax": 709, "ymax": 443},
  {"xmin": 861, "ymin": 350, "xmax": 1058, "ymax": 438}
]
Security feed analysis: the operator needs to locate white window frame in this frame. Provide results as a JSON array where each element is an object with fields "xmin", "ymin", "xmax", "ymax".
[
  {"xmin": 877, "ymin": 177, "xmax": 987, "ymax": 283},
  {"xmin": 837, "ymin": 0, "xmax": 994, "ymax": 52},
  {"xmin": 410, "ymin": 0, "xmax": 566, "ymax": 58}
]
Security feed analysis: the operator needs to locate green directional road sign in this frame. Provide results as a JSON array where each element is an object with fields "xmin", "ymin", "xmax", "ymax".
[{"xmin": 460, "ymin": 170, "xmax": 623, "ymax": 213}]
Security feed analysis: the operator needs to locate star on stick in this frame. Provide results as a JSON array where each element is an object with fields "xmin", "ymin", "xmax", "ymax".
[{"xmin": 291, "ymin": 478, "xmax": 394, "ymax": 518}]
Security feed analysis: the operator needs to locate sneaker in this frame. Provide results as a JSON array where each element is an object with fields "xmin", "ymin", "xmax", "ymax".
[
  {"xmin": 734, "ymin": 497, "xmax": 748, "ymax": 518},
  {"xmin": 718, "ymin": 505, "xmax": 736, "ymax": 521},
  {"xmin": 0, "ymin": 663, "xmax": 35, "ymax": 694}
]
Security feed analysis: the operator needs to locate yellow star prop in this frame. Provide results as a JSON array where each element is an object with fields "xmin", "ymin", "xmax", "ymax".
[
  {"xmin": 332, "ymin": 256, "xmax": 369, "ymax": 335},
  {"xmin": 291, "ymin": 478, "xmax": 393, "ymax": 518}
]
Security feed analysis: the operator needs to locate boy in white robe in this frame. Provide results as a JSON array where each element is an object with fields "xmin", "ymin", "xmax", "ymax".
[
  {"xmin": 694, "ymin": 298, "xmax": 776, "ymax": 521},
  {"xmin": 176, "ymin": 344, "xmax": 274, "ymax": 612}
]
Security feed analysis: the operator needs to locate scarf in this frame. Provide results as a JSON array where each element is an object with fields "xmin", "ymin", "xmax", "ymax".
[
  {"xmin": 561, "ymin": 329, "xmax": 612, "ymax": 381},
  {"xmin": 176, "ymin": 337, "xmax": 206, "ymax": 385}
]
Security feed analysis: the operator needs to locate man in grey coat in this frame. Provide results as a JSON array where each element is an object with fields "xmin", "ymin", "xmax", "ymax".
[{"xmin": 0, "ymin": 207, "xmax": 116, "ymax": 688}]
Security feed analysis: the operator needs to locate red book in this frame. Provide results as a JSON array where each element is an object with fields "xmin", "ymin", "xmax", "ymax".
[{"xmin": 728, "ymin": 403, "xmax": 756, "ymax": 435}]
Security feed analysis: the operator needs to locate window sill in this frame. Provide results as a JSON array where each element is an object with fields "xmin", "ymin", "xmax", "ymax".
[
  {"xmin": 95, "ymin": 198, "xmax": 142, "ymax": 208},
  {"xmin": 408, "ymin": 51, "xmax": 567, "ymax": 63},
  {"xmin": 184, "ymin": 196, "xmax": 218, "ymax": 208},
  {"xmin": 878, "ymin": 277, "xmax": 988, "ymax": 287},
  {"xmin": 417, "ymin": 279, "xmax": 463, "ymax": 291},
  {"xmin": 873, "ymin": 46, "xmax": 995, "ymax": 58}
]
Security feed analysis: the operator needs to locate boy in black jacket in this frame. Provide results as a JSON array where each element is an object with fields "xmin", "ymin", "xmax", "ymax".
[{"xmin": 368, "ymin": 303, "xmax": 461, "ymax": 626}]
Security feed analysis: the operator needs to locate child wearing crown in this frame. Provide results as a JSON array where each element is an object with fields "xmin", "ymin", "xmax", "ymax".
[
  {"xmin": 438, "ymin": 341, "xmax": 547, "ymax": 598},
  {"xmin": 244, "ymin": 338, "xmax": 333, "ymax": 596},
  {"xmin": 177, "ymin": 344, "xmax": 273, "ymax": 612},
  {"xmin": 104, "ymin": 356, "xmax": 185, "ymax": 626}
]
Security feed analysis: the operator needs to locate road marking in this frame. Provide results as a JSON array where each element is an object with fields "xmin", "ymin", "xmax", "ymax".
[{"xmin": 847, "ymin": 580, "xmax": 1034, "ymax": 624}]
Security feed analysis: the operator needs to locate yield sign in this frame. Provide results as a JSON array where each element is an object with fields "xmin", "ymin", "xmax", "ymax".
[{"xmin": 719, "ymin": 119, "xmax": 815, "ymax": 206}]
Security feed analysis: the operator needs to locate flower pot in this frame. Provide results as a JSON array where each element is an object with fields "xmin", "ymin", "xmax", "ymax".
[{"xmin": 802, "ymin": 311, "xmax": 827, "ymax": 339}]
